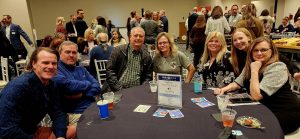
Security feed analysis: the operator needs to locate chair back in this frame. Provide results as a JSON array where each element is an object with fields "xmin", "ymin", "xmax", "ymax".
[
  {"xmin": 94, "ymin": 59, "xmax": 108, "ymax": 87},
  {"xmin": 149, "ymin": 50, "xmax": 156, "ymax": 59},
  {"xmin": 1, "ymin": 57, "xmax": 9, "ymax": 82},
  {"xmin": 15, "ymin": 59, "xmax": 27, "ymax": 76}
]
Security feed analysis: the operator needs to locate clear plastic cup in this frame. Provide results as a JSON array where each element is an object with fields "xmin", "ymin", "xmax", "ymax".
[
  {"xmin": 217, "ymin": 95, "xmax": 229, "ymax": 111},
  {"xmin": 103, "ymin": 92, "xmax": 114, "ymax": 110},
  {"xmin": 222, "ymin": 109, "xmax": 237, "ymax": 127},
  {"xmin": 149, "ymin": 81, "xmax": 158, "ymax": 93}
]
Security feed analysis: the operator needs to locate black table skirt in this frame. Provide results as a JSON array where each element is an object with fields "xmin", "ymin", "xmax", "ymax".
[{"xmin": 77, "ymin": 84, "xmax": 284, "ymax": 139}]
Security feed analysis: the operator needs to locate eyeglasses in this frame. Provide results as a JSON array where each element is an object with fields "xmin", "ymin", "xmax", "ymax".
[
  {"xmin": 253, "ymin": 48, "xmax": 271, "ymax": 54},
  {"xmin": 158, "ymin": 41, "xmax": 169, "ymax": 46}
]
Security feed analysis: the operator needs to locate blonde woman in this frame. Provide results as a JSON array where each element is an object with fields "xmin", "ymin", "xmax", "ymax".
[
  {"xmin": 153, "ymin": 32, "xmax": 195, "ymax": 83},
  {"xmin": 55, "ymin": 17, "xmax": 66, "ymax": 34},
  {"xmin": 77, "ymin": 28, "xmax": 97, "ymax": 54},
  {"xmin": 199, "ymin": 31, "xmax": 235, "ymax": 88}
]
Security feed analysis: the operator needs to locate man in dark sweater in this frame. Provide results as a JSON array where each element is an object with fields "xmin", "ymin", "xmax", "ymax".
[
  {"xmin": 0, "ymin": 47, "xmax": 67, "ymax": 139},
  {"xmin": 75, "ymin": 9, "xmax": 88, "ymax": 38}
]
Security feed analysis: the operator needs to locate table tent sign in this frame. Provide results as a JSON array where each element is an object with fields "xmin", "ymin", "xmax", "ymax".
[{"xmin": 157, "ymin": 73, "xmax": 182, "ymax": 109}]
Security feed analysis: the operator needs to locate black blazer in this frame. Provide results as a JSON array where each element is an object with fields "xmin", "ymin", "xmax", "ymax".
[{"xmin": 65, "ymin": 21, "xmax": 75, "ymax": 34}]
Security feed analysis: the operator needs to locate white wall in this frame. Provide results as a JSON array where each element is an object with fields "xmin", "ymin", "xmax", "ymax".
[
  {"xmin": 283, "ymin": 0, "xmax": 300, "ymax": 22},
  {"xmin": 0, "ymin": 0, "xmax": 34, "ymax": 47},
  {"xmin": 1, "ymin": 0, "xmax": 300, "ymax": 42},
  {"xmin": 28, "ymin": 0, "xmax": 197, "ymax": 39},
  {"xmin": 251, "ymin": 0, "xmax": 274, "ymax": 17},
  {"xmin": 275, "ymin": 0, "xmax": 286, "ymax": 27}
]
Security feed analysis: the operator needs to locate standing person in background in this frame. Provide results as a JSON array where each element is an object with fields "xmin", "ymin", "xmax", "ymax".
[
  {"xmin": 55, "ymin": 17, "xmax": 66, "ymax": 35},
  {"xmin": 94, "ymin": 16, "xmax": 108, "ymax": 38},
  {"xmin": 191, "ymin": 15, "xmax": 206, "ymax": 67},
  {"xmin": 159, "ymin": 10, "xmax": 169, "ymax": 32},
  {"xmin": 187, "ymin": 7, "xmax": 199, "ymax": 50},
  {"xmin": 228, "ymin": 5, "xmax": 242, "ymax": 28},
  {"xmin": 90, "ymin": 18, "xmax": 97, "ymax": 30},
  {"xmin": 1, "ymin": 15, "xmax": 34, "ymax": 60},
  {"xmin": 236, "ymin": 3, "xmax": 264, "ymax": 38},
  {"xmin": 240, "ymin": 5, "xmax": 247, "ymax": 15},
  {"xmin": 202, "ymin": 8, "xmax": 210, "ymax": 22},
  {"xmin": 126, "ymin": 17, "xmax": 131, "ymax": 40},
  {"xmin": 65, "ymin": 14, "xmax": 77, "ymax": 37},
  {"xmin": 224, "ymin": 10, "xmax": 231, "ymax": 21},
  {"xmin": 259, "ymin": 9, "xmax": 275, "ymax": 35},
  {"xmin": 205, "ymin": 6, "xmax": 231, "ymax": 35},
  {"xmin": 75, "ymin": 9, "xmax": 88, "ymax": 38},
  {"xmin": 130, "ymin": 11, "xmax": 140, "ymax": 29},
  {"xmin": 141, "ymin": 10, "xmax": 159, "ymax": 45},
  {"xmin": 107, "ymin": 20, "xmax": 115, "ymax": 40},
  {"xmin": 0, "ymin": 24, "xmax": 17, "ymax": 80},
  {"xmin": 0, "ymin": 24, "xmax": 16, "ymax": 59},
  {"xmin": 152, "ymin": 11, "xmax": 164, "ymax": 33}
]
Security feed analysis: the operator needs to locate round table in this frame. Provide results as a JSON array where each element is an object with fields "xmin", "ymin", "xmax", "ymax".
[{"xmin": 77, "ymin": 84, "xmax": 284, "ymax": 139}]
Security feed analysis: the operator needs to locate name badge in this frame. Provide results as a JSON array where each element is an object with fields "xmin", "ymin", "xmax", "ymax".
[{"xmin": 11, "ymin": 31, "xmax": 16, "ymax": 35}]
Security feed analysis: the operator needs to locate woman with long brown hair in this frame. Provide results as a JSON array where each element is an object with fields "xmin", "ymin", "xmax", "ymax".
[
  {"xmin": 231, "ymin": 28, "xmax": 253, "ymax": 76},
  {"xmin": 236, "ymin": 3, "xmax": 264, "ymax": 38},
  {"xmin": 205, "ymin": 6, "xmax": 231, "ymax": 35},
  {"xmin": 215, "ymin": 37, "xmax": 300, "ymax": 135},
  {"xmin": 191, "ymin": 15, "xmax": 206, "ymax": 67}
]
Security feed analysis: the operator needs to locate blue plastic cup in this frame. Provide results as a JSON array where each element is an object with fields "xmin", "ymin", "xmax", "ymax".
[{"xmin": 97, "ymin": 100, "xmax": 109, "ymax": 119}]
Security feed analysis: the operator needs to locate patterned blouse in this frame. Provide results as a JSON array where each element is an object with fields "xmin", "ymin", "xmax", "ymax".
[{"xmin": 199, "ymin": 52, "xmax": 236, "ymax": 88}]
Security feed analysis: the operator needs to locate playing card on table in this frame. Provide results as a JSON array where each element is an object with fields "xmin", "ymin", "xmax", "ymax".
[
  {"xmin": 168, "ymin": 109, "xmax": 184, "ymax": 118},
  {"xmin": 152, "ymin": 108, "xmax": 168, "ymax": 117},
  {"xmin": 194, "ymin": 97, "xmax": 215, "ymax": 108},
  {"xmin": 191, "ymin": 97, "xmax": 208, "ymax": 103},
  {"xmin": 133, "ymin": 105, "xmax": 151, "ymax": 113}
]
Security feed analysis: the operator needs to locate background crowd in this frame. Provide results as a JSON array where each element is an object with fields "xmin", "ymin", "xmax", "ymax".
[{"xmin": 0, "ymin": 2, "xmax": 300, "ymax": 139}]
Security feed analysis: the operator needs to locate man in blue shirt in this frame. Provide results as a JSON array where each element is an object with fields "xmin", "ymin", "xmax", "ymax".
[
  {"xmin": 278, "ymin": 17, "xmax": 294, "ymax": 33},
  {"xmin": 0, "ymin": 47, "xmax": 67, "ymax": 139},
  {"xmin": 52, "ymin": 41, "xmax": 101, "ymax": 138}
]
